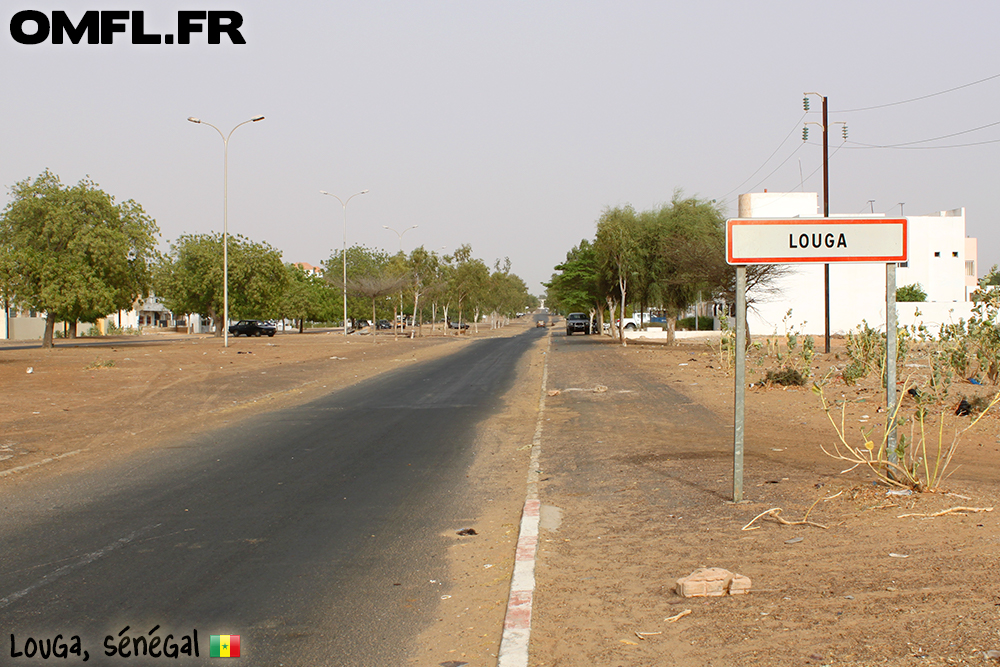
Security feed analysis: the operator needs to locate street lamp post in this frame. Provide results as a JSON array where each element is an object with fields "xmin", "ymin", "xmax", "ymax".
[
  {"xmin": 382, "ymin": 225, "xmax": 418, "ymax": 335},
  {"xmin": 187, "ymin": 115, "xmax": 265, "ymax": 348},
  {"xmin": 320, "ymin": 190, "xmax": 369, "ymax": 336},
  {"xmin": 382, "ymin": 224, "xmax": 419, "ymax": 254}
]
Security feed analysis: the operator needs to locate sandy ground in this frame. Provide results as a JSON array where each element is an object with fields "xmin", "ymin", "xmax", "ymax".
[
  {"xmin": 531, "ymin": 331, "xmax": 1000, "ymax": 667},
  {"xmin": 3, "ymin": 320, "xmax": 1000, "ymax": 666}
]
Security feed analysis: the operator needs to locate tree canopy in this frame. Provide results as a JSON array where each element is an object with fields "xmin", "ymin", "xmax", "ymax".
[
  {"xmin": 155, "ymin": 232, "xmax": 287, "ymax": 334},
  {"xmin": 547, "ymin": 193, "xmax": 785, "ymax": 345},
  {"xmin": 0, "ymin": 170, "xmax": 160, "ymax": 347}
]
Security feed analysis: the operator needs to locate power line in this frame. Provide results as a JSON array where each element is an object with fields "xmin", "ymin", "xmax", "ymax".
[
  {"xmin": 833, "ymin": 73, "xmax": 1000, "ymax": 113},
  {"xmin": 721, "ymin": 143, "xmax": 844, "ymax": 209},
  {"xmin": 849, "ymin": 119, "xmax": 1000, "ymax": 147},
  {"xmin": 716, "ymin": 112, "xmax": 808, "ymax": 202},
  {"xmin": 843, "ymin": 136, "xmax": 1000, "ymax": 150}
]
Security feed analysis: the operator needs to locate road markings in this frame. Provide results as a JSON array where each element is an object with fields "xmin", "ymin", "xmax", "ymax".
[
  {"xmin": 0, "ymin": 523, "xmax": 160, "ymax": 609},
  {"xmin": 0, "ymin": 449, "xmax": 88, "ymax": 478}
]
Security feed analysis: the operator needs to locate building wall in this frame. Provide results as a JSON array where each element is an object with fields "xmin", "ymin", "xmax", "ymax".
[{"xmin": 739, "ymin": 193, "xmax": 977, "ymax": 337}]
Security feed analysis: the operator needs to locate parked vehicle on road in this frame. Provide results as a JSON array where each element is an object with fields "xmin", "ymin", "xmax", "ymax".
[
  {"xmin": 448, "ymin": 321, "xmax": 470, "ymax": 330},
  {"xmin": 229, "ymin": 320, "xmax": 277, "ymax": 337},
  {"xmin": 565, "ymin": 312, "xmax": 592, "ymax": 336}
]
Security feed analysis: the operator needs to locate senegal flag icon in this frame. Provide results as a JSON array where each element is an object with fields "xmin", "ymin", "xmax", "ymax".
[{"xmin": 210, "ymin": 635, "xmax": 241, "ymax": 658}]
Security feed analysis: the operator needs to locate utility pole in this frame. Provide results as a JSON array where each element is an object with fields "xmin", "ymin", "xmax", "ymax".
[
  {"xmin": 804, "ymin": 94, "xmax": 846, "ymax": 354},
  {"xmin": 822, "ymin": 95, "xmax": 830, "ymax": 355}
]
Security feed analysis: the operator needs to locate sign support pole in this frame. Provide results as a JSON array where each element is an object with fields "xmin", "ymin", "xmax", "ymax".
[
  {"xmin": 886, "ymin": 262, "xmax": 898, "ymax": 468},
  {"xmin": 733, "ymin": 266, "xmax": 746, "ymax": 503}
]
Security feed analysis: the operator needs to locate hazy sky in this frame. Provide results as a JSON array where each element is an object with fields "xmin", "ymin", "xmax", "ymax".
[{"xmin": 3, "ymin": 1, "xmax": 998, "ymax": 294}]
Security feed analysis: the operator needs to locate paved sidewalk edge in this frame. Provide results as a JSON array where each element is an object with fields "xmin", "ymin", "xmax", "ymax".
[{"xmin": 497, "ymin": 331, "xmax": 551, "ymax": 667}]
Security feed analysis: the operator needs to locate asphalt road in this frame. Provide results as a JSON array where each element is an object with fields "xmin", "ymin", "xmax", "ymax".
[{"xmin": 0, "ymin": 328, "xmax": 544, "ymax": 666}]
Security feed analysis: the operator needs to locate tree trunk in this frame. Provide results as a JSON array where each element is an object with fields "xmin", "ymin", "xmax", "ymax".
[
  {"xmin": 412, "ymin": 292, "xmax": 420, "ymax": 339},
  {"xmin": 208, "ymin": 306, "xmax": 222, "ymax": 337},
  {"xmin": 298, "ymin": 318, "xmax": 304, "ymax": 334},
  {"xmin": 667, "ymin": 315, "xmax": 676, "ymax": 345},
  {"xmin": 618, "ymin": 276, "xmax": 628, "ymax": 347},
  {"xmin": 68, "ymin": 321, "xmax": 78, "ymax": 339},
  {"xmin": 42, "ymin": 312, "xmax": 56, "ymax": 349}
]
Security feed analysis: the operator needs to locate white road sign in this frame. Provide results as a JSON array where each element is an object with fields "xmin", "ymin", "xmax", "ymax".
[{"xmin": 726, "ymin": 218, "xmax": 907, "ymax": 265}]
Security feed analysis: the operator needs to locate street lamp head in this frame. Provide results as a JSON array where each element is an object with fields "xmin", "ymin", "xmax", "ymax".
[
  {"xmin": 382, "ymin": 225, "xmax": 390, "ymax": 229},
  {"xmin": 251, "ymin": 115, "xmax": 265, "ymax": 122},
  {"xmin": 319, "ymin": 190, "xmax": 330, "ymax": 195},
  {"xmin": 360, "ymin": 189, "xmax": 369, "ymax": 194},
  {"xmin": 187, "ymin": 117, "xmax": 201, "ymax": 123}
]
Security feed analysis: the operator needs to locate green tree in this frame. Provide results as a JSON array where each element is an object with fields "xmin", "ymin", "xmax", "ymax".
[
  {"xmin": 545, "ymin": 239, "xmax": 602, "ymax": 316},
  {"xmin": 484, "ymin": 258, "xmax": 532, "ymax": 329},
  {"xmin": 347, "ymin": 271, "xmax": 406, "ymax": 342},
  {"xmin": 448, "ymin": 245, "xmax": 489, "ymax": 333},
  {"xmin": 323, "ymin": 245, "xmax": 392, "ymax": 326},
  {"xmin": 0, "ymin": 170, "xmax": 160, "ymax": 348},
  {"xmin": 404, "ymin": 246, "xmax": 443, "ymax": 335},
  {"xmin": 594, "ymin": 205, "xmax": 643, "ymax": 345},
  {"xmin": 896, "ymin": 283, "xmax": 927, "ymax": 302},
  {"xmin": 280, "ymin": 264, "xmax": 336, "ymax": 332},
  {"xmin": 156, "ymin": 233, "xmax": 288, "ymax": 335}
]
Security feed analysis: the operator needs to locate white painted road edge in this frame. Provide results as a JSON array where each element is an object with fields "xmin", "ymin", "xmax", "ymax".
[{"xmin": 497, "ymin": 331, "xmax": 551, "ymax": 667}]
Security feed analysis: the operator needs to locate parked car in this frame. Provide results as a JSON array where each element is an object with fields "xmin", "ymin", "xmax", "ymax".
[
  {"xmin": 448, "ymin": 321, "xmax": 470, "ymax": 330},
  {"xmin": 229, "ymin": 320, "xmax": 276, "ymax": 337},
  {"xmin": 350, "ymin": 319, "xmax": 370, "ymax": 332},
  {"xmin": 565, "ymin": 312, "xmax": 592, "ymax": 336},
  {"xmin": 375, "ymin": 319, "xmax": 392, "ymax": 330}
]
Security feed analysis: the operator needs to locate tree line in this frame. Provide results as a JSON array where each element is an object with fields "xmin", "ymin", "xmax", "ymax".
[
  {"xmin": 545, "ymin": 193, "xmax": 784, "ymax": 345},
  {"xmin": 1, "ymin": 171, "xmax": 536, "ymax": 348}
]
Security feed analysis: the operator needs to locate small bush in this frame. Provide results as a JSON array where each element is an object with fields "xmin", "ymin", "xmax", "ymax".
[
  {"xmin": 676, "ymin": 316, "xmax": 714, "ymax": 331},
  {"xmin": 764, "ymin": 367, "xmax": 806, "ymax": 386},
  {"xmin": 896, "ymin": 283, "xmax": 927, "ymax": 302}
]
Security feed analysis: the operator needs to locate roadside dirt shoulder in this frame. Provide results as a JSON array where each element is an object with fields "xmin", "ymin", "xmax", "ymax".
[{"xmin": 531, "ymin": 333, "xmax": 1000, "ymax": 667}]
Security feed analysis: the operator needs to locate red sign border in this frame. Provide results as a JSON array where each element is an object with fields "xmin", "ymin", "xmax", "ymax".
[{"xmin": 726, "ymin": 218, "xmax": 908, "ymax": 265}]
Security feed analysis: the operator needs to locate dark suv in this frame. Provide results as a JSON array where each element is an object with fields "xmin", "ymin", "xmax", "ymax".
[
  {"xmin": 565, "ymin": 312, "xmax": 592, "ymax": 336},
  {"xmin": 229, "ymin": 320, "xmax": 277, "ymax": 337}
]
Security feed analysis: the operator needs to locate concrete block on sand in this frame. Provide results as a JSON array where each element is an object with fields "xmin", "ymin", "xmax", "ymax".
[{"xmin": 676, "ymin": 567, "xmax": 751, "ymax": 597}]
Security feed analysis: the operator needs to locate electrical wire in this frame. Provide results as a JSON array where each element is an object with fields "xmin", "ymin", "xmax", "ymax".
[
  {"xmin": 833, "ymin": 73, "xmax": 1000, "ymax": 113},
  {"xmin": 715, "ymin": 112, "xmax": 807, "ymax": 202},
  {"xmin": 842, "ymin": 137, "xmax": 1000, "ymax": 150},
  {"xmin": 841, "ymin": 119, "xmax": 1000, "ymax": 148}
]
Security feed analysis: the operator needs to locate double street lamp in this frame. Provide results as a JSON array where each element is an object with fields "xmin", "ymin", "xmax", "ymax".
[
  {"xmin": 187, "ymin": 115, "xmax": 265, "ymax": 347},
  {"xmin": 320, "ymin": 190, "xmax": 369, "ymax": 336},
  {"xmin": 382, "ymin": 224, "xmax": 418, "ymax": 253}
]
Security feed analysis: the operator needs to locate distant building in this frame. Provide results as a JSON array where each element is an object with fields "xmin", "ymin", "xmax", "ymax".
[
  {"xmin": 293, "ymin": 262, "xmax": 323, "ymax": 277},
  {"xmin": 738, "ymin": 192, "xmax": 978, "ymax": 336}
]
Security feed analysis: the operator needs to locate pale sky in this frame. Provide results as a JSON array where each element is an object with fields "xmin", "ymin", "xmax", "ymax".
[{"xmin": 3, "ymin": 1, "xmax": 998, "ymax": 294}]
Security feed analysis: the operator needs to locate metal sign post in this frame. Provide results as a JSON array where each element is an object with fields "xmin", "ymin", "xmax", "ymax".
[
  {"xmin": 733, "ymin": 266, "xmax": 746, "ymax": 503},
  {"xmin": 886, "ymin": 262, "xmax": 898, "ymax": 467},
  {"xmin": 726, "ymin": 217, "xmax": 907, "ymax": 503}
]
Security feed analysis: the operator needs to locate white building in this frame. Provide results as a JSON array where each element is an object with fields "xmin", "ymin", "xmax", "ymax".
[{"xmin": 738, "ymin": 192, "xmax": 978, "ymax": 337}]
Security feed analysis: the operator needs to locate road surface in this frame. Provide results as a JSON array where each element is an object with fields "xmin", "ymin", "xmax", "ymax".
[{"xmin": 0, "ymin": 328, "xmax": 544, "ymax": 665}]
